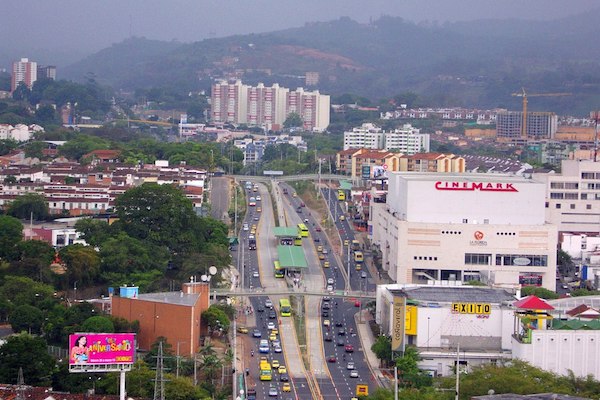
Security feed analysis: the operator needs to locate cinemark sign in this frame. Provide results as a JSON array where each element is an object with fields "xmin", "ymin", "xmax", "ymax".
[{"xmin": 435, "ymin": 181, "xmax": 518, "ymax": 193}]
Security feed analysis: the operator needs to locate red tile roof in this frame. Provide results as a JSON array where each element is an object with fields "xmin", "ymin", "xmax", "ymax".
[{"xmin": 513, "ymin": 295, "xmax": 554, "ymax": 310}]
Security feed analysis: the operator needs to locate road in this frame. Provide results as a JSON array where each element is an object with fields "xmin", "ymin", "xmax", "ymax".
[
  {"xmin": 279, "ymin": 183, "xmax": 376, "ymax": 400},
  {"xmin": 209, "ymin": 176, "xmax": 230, "ymax": 223}
]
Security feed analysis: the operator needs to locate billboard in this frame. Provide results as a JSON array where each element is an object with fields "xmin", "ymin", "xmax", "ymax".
[
  {"xmin": 391, "ymin": 295, "xmax": 406, "ymax": 352},
  {"xmin": 361, "ymin": 165, "xmax": 371, "ymax": 179},
  {"xmin": 69, "ymin": 333, "xmax": 135, "ymax": 365},
  {"xmin": 372, "ymin": 165, "xmax": 388, "ymax": 180}
]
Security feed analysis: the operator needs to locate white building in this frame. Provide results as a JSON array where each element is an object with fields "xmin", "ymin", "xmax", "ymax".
[
  {"xmin": 376, "ymin": 284, "xmax": 516, "ymax": 376},
  {"xmin": 0, "ymin": 124, "xmax": 42, "ymax": 142},
  {"xmin": 343, "ymin": 123, "xmax": 429, "ymax": 154},
  {"xmin": 11, "ymin": 58, "xmax": 37, "ymax": 92},
  {"xmin": 370, "ymin": 173, "xmax": 557, "ymax": 290},
  {"xmin": 535, "ymin": 159, "xmax": 600, "ymax": 235}
]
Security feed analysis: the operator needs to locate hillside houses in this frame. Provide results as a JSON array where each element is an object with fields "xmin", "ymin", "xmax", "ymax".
[{"xmin": 0, "ymin": 155, "xmax": 208, "ymax": 216}]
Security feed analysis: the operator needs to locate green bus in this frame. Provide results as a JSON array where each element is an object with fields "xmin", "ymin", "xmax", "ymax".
[
  {"xmin": 297, "ymin": 223, "xmax": 309, "ymax": 238},
  {"xmin": 274, "ymin": 260, "xmax": 284, "ymax": 278},
  {"xmin": 294, "ymin": 236, "xmax": 303, "ymax": 246},
  {"xmin": 279, "ymin": 298, "xmax": 292, "ymax": 317}
]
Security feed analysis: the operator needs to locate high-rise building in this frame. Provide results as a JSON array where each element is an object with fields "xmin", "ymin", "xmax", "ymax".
[
  {"xmin": 496, "ymin": 111, "xmax": 558, "ymax": 140},
  {"xmin": 37, "ymin": 65, "xmax": 57, "ymax": 80},
  {"xmin": 211, "ymin": 80, "xmax": 330, "ymax": 131},
  {"xmin": 11, "ymin": 58, "xmax": 37, "ymax": 92},
  {"xmin": 343, "ymin": 123, "xmax": 429, "ymax": 154}
]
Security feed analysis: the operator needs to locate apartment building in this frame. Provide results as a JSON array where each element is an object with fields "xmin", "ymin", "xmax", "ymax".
[
  {"xmin": 211, "ymin": 80, "xmax": 330, "ymax": 131},
  {"xmin": 343, "ymin": 123, "xmax": 429, "ymax": 154},
  {"xmin": 496, "ymin": 111, "xmax": 558, "ymax": 140},
  {"xmin": 11, "ymin": 58, "xmax": 37, "ymax": 92}
]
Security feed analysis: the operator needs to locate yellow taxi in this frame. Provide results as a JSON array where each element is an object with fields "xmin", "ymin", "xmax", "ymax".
[
  {"xmin": 250, "ymin": 229, "xmax": 256, "ymax": 235},
  {"xmin": 236, "ymin": 326, "xmax": 248, "ymax": 334},
  {"xmin": 319, "ymin": 254, "xmax": 325, "ymax": 260},
  {"xmin": 271, "ymin": 328, "xmax": 279, "ymax": 335},
  {"xmin": 282, "ymin": 382, "xmax": 291, "ymax": 392},
  {"xmin": 292, "ymin": 192, "xmax": 297, "ymax": 197},
  {"xmin": 323, "ymin": 261, "xmax": 330, "ymax": 268},
  {"xmin": 269, "ymin": 333, "xmax": 277, "ymax": 342},
  {"xmin": 257, "ymin": 207, "xmax": 262, "ymax": 213},
  {"xmin": 317, "ymin": 245, "xmax": 323, "ymax": 252},
  {"xmin": 323, "ymin": 319, "xmax": 330, "ymax": 327},
  {"xmin": 271, "ymin": 359, "xmax": 280, "ymax": 369},
  {"xmin": 344, "ymin": 239, "xmax": 349, "ymax": 246},
  {"xmin": 278, "ymin": 365, "xmax": 287, "ymax": 374},
  {"xmin": 252, "ymin": 224, "xmax": 257, "ymax": 231},
  {"xmin": 339, "ymin": 215, "xmax": 345, "ymax": 221}
]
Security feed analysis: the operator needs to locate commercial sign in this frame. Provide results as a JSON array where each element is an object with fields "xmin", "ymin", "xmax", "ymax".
[
  {"xmin": 435, "ymin": 181, "xmax": 518, "ymax": 193},
  {"xmin": 391, "ymin": 295, "xmax": 406, "ymax": 352},
  {"xmin": 470, "ymin": 231, "xmax": 488, "ymax": 246},
  {"xmin": 69, "ymin": 333, "xmax": 135, "ymax": 365},
  {"xmin": 361, "ymin": 165, "xmax": 371, "ymax": 179},
  {"xmin": 452, "ymin": 302, "xmax": 491, "ymax": 315},
  {"xmin": 356, "ymin": 384, "xmax": 369, "ymax": 396}
]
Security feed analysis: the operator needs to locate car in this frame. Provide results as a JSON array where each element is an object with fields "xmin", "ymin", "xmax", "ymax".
[
  {"xmin": 237, "ymin": 326, "xmax": 249, "ymax": 334},
  {"xmin": 304, "ymin": 218, "xmax": 309, "ymax": 223},
  {"xmin": 326, "ymin": 285, "xmax": 334, "ymax": 292},
  {"xmin": 314, "ymin": 237, "xmax": 321, "ymax": 242},
  {"xmin": 269, "ymin": 311, "xmax": 277, "ymax": 319},
  {"xmin": 355, "ymin": 264, "xmax": 362, "ymax": 271},
  {"xmin": 562, "ymin": 284, "xmax": 569, "ymax": 289},
  {"xmin": 344, "ymin": 239, "xmax": 349, "ymax": 246},
  {"xmin": 271, "ymin": 328, "xmax": 279, "ymax": 335},
  {"xmin": 335, "ymin": 320, "xmax": 344, "ymax": 327},
  {"xmin": 315, "ymin": 226, "xmax": 322, "ymax": 232},
  {"xmin": 268, "ymin": 387, "xmax": 278, "ymax": 397},
  {"xmin": 282, "ymin": 382, "xmax": 291, "ymax": 392},
  {"xmin": 292, "ymin": 193, "xmax": 297, "ymax": 197},
  {"xmin": 349, "ymin": 370, "xmax": 359, "ymax": 378},
  {"xmin": 322, "ymin": 310, "xmax": 329, "ymax": 318},
  {"xmin": 257, "ymin": 207, "xmax": 262, "ymax": 212},
  {"xmin": 251, "ymin": 224, "xmax": 257, "ymax": 230},
  {"xmin": 323, "ymin": 296, "xmax": 331, "ymax": 302},
  {"xmin": 361, "ymin": 271, "xmax": 367, "ymax": 279},
  {"xmin": 256, "ymin": 195, "xmax": 261, "ymax": 201},
  {"xmin": 345, "ymin": 344, "xmax": 354, "ymax": 353},
  {"xmin": 319, "ymin": 254, "xmax": 325, "ymax": 260},
  {"xmin": 297, "ymin": 208, "xmax": 302, "ymax": 213},
  {"xmin": 250, "ymin": 229, "xmax": 256, "ymax": 235},
  {"xmin": 257, "ymin": 305, "xmax": 265, "ymax": 312},
  {"xmin": 269, "ymin": 334, "xmax": 277, "ymax": 342},
  {"xmin": 322, "ymin": 249, "xmax": 328, "ymax": 255},
  {"xmin": 254, "ymin": 216, "xmax": 260, "ymax": 221},
  {"xmin": 278, "ymin": 365, "xmax": 287, "ymax": 374},
  {"xmin": 243, "ymin": 223, "xmax": 249, "ymax": 231},
  {"xmin": 355, "ymin": 300, "xmax": 361, "ymax": 307},
  {"xmin": 271, "ymin": 360, "xmax": 280, "ymax": 369},
  {"xmin": 327, "ymin": 278, "xmax": 334, "ymax": 285},
  {"xmin": 259, "ymin": 344, "xmax": 270, "ymax": 353},
  {"xmin": 323, "ymin": 261, "xmax": 330, "ymax": 268},
  {"xmin": 265, "ymin": 299, "xmax": 273, "ymax": 308},
  {"xmin": 339, "ymin": 215, "xmax": 345, "ymax": 221},
  {"xmin": 267, "ymin": 322, "xmax": 276, "ymax": 330},
  {"xmin": 300, "ymin": 202, "xmax": 305, "ymax": 207},
  {"xmin": 346, "ymin": 362, "xmax": 355, "ymax": 370},
  {"xmin": 338, "ymin": 328, "xmax": 346, "ymax": 335},
  {"xmin": 279, "ymin": 373, "xmax": 289, "ymax": 382},
  {"xmin": 274, "ymin": 345, "xmax": 282, "ymax": 353},
  {"xmin": 327, "ymin": 355, "xmax": 337, "ymax": 363},
  {"xmin": 324, "ymin": 332, "xmax": 332, "ymax": 341},
  {"xmin": 253, "ymin": 271, "xmax": 260, "ymax": 278},
  {"xmin": 323, "ymin": 319, "xmax": 330, "ymax": 327},
  {"xmin": 322, "ymin": 302, "xmax": 331, "ymax": 310},
  {"xmin": 337, "ymin": 337, "xmax": 345, "ymax": 346},
  {"xmin": 317, "ymin": 245, "xmax": 323, "ymax": 252},
  {"xmin": 252, "ymin": 329, "xmax": 262, "ymax": 338}
]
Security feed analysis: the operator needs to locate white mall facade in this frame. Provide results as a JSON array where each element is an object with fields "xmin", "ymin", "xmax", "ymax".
[{"xmin": 370, "ymin": 173, "xmax": 557, "ymax": 290}]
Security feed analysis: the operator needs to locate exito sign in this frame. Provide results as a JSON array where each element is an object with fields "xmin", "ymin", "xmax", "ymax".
[
  {"xmin": 391, "ymin": 296, "xmax": 406, "ymax": 352},
  {"xmin": 452, "ymin": 302, "xmax": 491, "ymax": 315},
  {"xmin": 69, "ymin": 333, "xmax": 135, "ymax": 365},
  {"xmin": 435, "ymin": 181, "xmax": 518, "ymax": 193}
]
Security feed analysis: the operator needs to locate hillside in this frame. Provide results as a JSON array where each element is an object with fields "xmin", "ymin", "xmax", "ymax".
[{"xmin": 61, "ymin": 12, "xmax": 600, "ymax": 116}]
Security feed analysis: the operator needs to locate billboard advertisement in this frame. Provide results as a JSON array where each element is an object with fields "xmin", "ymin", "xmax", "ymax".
[
  {"xmin": 361, "ymin": 165, "xmax": 371, "ymax": 179},
  {"xmin": 391, "ymin": 295, "xmax": 406, "ymax": 352},
  {"xmin": 69, "ymin": 333, "xmax": 135, "ymax": 365}
]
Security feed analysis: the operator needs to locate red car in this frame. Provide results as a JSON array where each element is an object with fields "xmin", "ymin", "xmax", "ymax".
[
  {"xmin": 315, "ymin": 227, "xmax": 322, "ymax": 232},
  {"xmin": 327, "ymin": 355, "xmax": 337, "ymax": 363},
  {"xmin": 345, "ymin": 344, "xmax": 354, "ymax": 353}
]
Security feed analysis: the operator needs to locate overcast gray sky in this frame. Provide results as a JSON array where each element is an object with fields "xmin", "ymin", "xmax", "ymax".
[{"xmin": 2, "ymin": 0, "xmax": 598, "ymax": 66}]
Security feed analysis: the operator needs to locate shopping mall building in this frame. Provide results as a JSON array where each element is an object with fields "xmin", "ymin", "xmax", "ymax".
[{"xmin": 370, "ymin": 173, "xmax": 557, "ymax": 290}]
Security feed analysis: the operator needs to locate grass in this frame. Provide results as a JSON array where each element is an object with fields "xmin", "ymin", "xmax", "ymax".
[
  {"xmin": 290, "ymin": 294, "xmax": 310, "ymax": 370},
  {"xmin": 228, "ymin": 183, "xmax": 246, "ymax": 234}
]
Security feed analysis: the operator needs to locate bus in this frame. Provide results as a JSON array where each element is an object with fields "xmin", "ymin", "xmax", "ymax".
[
  {"xmin": 294, "ymin": 236, "xmax": 302, "ymax": 246},
  {"xmin": 274, "ymin": 261, "xmax": 284, "ymax": 278},
  {"xmin": 338, "ymin": 189, "xmax": 346, "ymax": 201},
  {"xmin": 297, "ymin": 223, "xmax": 309, "ymax": 238},
  {"xmin": 351, "ymin": 240, "xmax": 361, "ymax": 252},
  {"xmin": 259, "ymin": 369, "xmax": 272, "ymax": 381},
  {"xmin": 279, "ymin": 298, "xmax": 292, "ymax": 317},
  {"xmin": 354, "ymin": 251, "xmax": 364, "ymax": 264}
]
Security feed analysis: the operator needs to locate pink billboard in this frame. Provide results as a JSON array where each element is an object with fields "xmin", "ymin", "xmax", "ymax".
[{"xmin": 69, "ymin": 333, "xmax": 135, "ymax": 365}]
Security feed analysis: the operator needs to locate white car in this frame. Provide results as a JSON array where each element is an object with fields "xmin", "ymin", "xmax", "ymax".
[
  {"xmin": 256, "ymin": 195, "xmax": 261, "ymax": 201},
  {"xmin": 253, "ymin": 271, "xmax": 259, "ymax": 278},
  {"xmin": 267, "ymin": 321, "xmax": 276, "ymax": 330},
  {"xmin": 265, "ymin": 299, "xmax": 273, "ymax": 308},
  {"xmin": 274, "ymin": 345, "xmax": 282, "ymax": 353},
  {"xmin": 349, "ymin": 370, "xmax": 359, "ymax": 378},
  {"xmin": 243, "ymin": 223, "xmax": 249, "ymax": 231},
  {"xmin": 346, "ymin": 362, "xmax": 355, "ymax": 370},
  {"xmin": 327, "ymin": 278, "xmax": 334, "ymax": 285},
  {"xmin": 327, "ymin": 285, "xmax": 334, "ymax": 292}
]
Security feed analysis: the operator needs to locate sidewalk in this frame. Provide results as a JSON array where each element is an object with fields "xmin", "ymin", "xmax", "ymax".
[{"xmin": 355, "ymin": 309, "xmax": 390, "ymax": 389}]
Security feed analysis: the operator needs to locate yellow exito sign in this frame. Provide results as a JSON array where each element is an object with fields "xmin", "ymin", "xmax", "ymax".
[{"xmin": 452, "ymin": 302, "xmax": 491, "ymax": 314}]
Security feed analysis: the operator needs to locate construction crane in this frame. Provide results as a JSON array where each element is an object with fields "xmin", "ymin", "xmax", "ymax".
[{"xmin": 511, "ymin": 88, "xmax": 571, "ymax": 139}]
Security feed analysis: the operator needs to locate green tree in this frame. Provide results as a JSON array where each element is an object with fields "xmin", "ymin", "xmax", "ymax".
[
  {"xmin": 8, "ymin": 304, "xmax": 44, "ymax": 333},
  {"xmin": 0, "ymin": 276, "xmax": 55, "ymax": 310},
  {"xmin": 144, "ymin": 337, "xmax": 176, "ymax": 372},
  {"xmin": 396, "ymin": 346, "xmax": 432, "ymax": 389},
  {"xmin": 0, "ymin": 139, "xmax": 18, "ymax": 156},
  {"xmin": 520, "ymin": 286, "xmax": 559, "ymax": 300},
  {"xmin": 201, "ymin": 305, "xmax": 230, "ymax": 334},
  {"xmin": 59, "ymin": 244, "xmax": 101, "ymax": 287},
  {"xmin": 74, "ymin": 218, "xmax": 115, "ymax": 247},
  {"xmin": 0, "ymin": 333, "xmax": 55, "ymax": 385},
  {"xmin": 99, "ymin": 232, "xmax": 168, "ymax": 276},
  {"xmin": 371, "ymin": 335, "xmax": 393, "ymax": 366},
  {"xmin": 24, "ymin": 141, "xmax": 47, "ymax": 159},
  {"xmin": 283, "ymin": 112, "xmax": 303, "ymax": 129},
  {"xmin": 59, "ymin": 134, "xmax": 110, "ymax": 161},
  {"xmin": 10, "ymin": 240, "xmax": 55, "ymax": 282},
  {"xmin": 35, "ymin": 105, "xmax": 59, "ymax": 124},
  {"xmin": 3, "ymin": 175, "xmax": 17, "ymax": 185},
  {"xmin": 0, "ymin": 215, "xmax": 23, "ymax": 261},
  {"xmin": 7, "ymin": 192, "xmax": 50, "ymax": 220},
  {"xmin": 11, "ymin": 82, "xmax": 31, "ymax": 102},
  {"xmin": 81, "ymin": 315, "xmax": 115, "ymax": 333}
]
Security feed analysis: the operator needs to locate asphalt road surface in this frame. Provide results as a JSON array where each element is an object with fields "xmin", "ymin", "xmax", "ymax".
[{"xmin": 210, "ymin": 176, "xmax": 230, "ymax": 223}]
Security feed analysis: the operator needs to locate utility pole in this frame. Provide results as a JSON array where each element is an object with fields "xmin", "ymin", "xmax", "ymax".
[
  {"xmin": 394, "ymin": 365, "xmax": 398, "ymax": 400},
  {"xmin": 455, "ymin": 344, "xmax": 460, "ymax": 400},
  {"xmin": 153, "ymin": 341, "xmax": 166, "ymax": 400},
  {"xmin": 317, "ymin": 158, "xmax": 322, "ymax": 199}
]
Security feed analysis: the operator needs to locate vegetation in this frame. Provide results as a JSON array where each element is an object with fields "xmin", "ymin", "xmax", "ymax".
[{"xmin": 520, "ymin": 286, "xmax": 560, "ymax": 300}]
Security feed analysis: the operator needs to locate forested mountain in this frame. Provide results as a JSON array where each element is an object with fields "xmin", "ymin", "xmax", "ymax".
[{"xmin": 61, "ymin": 10, "xmax": 600, "ymax": 115}]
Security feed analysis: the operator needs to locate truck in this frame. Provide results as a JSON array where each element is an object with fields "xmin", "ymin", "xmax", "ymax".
[{"xmin": 246, "ymin": 388, "xmax": 257, "ymax": 400}]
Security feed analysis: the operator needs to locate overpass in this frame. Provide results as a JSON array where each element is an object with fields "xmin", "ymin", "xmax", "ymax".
[
  {"xmin": 231, "ymin": 174, "xmax": 348, "ymax": 183},
  {"xmin": 211, "ymin": 287, "xmax": 376, "ymax": 300}
]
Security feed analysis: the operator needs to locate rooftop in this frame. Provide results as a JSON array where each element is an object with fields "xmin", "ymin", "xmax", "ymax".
[
  {"xmin": 273, "ymin": 227, "xmax": 299, "ymax": 238},
  {"xmin": 388, "ymin": 171, "xmax": 541, "ymax": 184},
  {"xmin": 389, "ymin": 285, "xmax": 515, "ymax": 304},
  {"xmin": 277, "ymin": 245, "xmax": 308, "ymax": 269},
  {"xmin": 135, "ymin": 291, "xmax": 200, "ymax": 307}
]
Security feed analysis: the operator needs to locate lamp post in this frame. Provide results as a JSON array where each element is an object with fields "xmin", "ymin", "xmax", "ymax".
[{"xmin": 427, "ymin": 317, "xmax": 430, "ymax": 350}]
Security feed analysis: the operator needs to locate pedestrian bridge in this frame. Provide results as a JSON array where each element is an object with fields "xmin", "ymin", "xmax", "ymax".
[{"xmin": 211, "ymin": 287, "xmax": 376, "ymax": 300}]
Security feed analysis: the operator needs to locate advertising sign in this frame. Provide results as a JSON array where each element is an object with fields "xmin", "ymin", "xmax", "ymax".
[
  {"xmin": 361, "ymin": 165, "xmax": 371, "ymax": 179},
  {"xmin": 451, "ymin": 303, "xmax": 491, "ymax": 315},
  {"xmin": 356, "ymin": 384, "xmax": 369, "ymax": 396},
  {"xmin": 391, "ymin": 295, "xmax": 406, "ymax": 352},
  {"xmin": 372, "ymin": 165, "xmax": 388, "ymax": 180},
  {"xmin": 69, "ymin": 333, "xmax": 135, "ymax": 365}
]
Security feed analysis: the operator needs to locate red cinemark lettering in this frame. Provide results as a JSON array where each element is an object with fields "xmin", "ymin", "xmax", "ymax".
[{"xmin": 435, "ymin": 181, "xmax": 518, "ymax": 192}]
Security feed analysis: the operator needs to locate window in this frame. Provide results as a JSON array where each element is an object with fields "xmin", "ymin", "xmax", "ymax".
[
  {"xmin": 462, "ymin": 219, "xmax": 468, "ymax": 223},
  {"xmin": 556, "ymin": 204, "xmax": 561, "ymax": 209},
  {"xmin": 581, "ymin": 172, "xmax": 595, "ymax": 179},
  {"xmin": 570, "ymin": 204, "xmax": 576, "ymax": 209},
  {"xmin": 545, "ymin": 202, "xmax": 549, "ymax": 208},
  {"xmin": 496, "ymin": 254, "xmax": 547, "ymax": 267},
  {"xmin": 565, "ymin": 182, "xmax": 579, "ymax": 189},
  {"xmin": 465, "ymin": 253, "xmax": 491, "ymax": 265},
  {"xmin": 582, "ymin": 193, "xmax": 588, "ymax": 200},
  {"xmin": 565, "ymin": 193, "xmax": 578, "ymax": 200},
  {"xmin": 550, "ymin": 193, "xmax": 564, "ymax": 199},
  {"xmin": 550, "ymin": 182, "xmax": 564, "ymax": 189},
  {"xmin": 587, "ymin": 204, "xmax": 592, "ymax": 210}
]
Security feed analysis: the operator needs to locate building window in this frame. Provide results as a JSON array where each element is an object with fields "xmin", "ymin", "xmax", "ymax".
[
  {"xmin": 556, "ymin": 204, "xmax": 561, "ymax": 209},
  {"xmin": 464, "ymin": 253, "xmax": 492, "ymax": 265},
  {"xmin": 550, "ymin": 193, "xmax": 564, "ymax": 199},
  {"xmin": 587, "ymin": 204, "xmax": 592, "ymax": 210},
  {"xmin": 496, "ymin": 254, "xmax": 547, "ymax": 267},
  {"xmin": 462, "ymin": 219, "xmax": 468, "ymax": 223},
  {"xmin": 545, "ymin": 202, "xmax": 549, "ymax": 208}
]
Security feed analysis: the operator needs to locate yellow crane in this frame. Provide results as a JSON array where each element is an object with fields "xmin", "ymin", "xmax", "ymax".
[{"xmin": 511, "ymin": 88, "xmax": 571, "ymax": 139}]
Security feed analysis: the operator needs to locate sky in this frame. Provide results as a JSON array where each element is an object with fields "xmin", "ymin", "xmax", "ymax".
[{"xmin": 2, "ymin": 0, "xmax": 598, "ymax": 67}]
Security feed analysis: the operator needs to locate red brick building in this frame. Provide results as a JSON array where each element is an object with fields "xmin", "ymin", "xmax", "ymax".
[{"xmin": 111, "ymin": 282, "xmax": 210, "ymax": 356}]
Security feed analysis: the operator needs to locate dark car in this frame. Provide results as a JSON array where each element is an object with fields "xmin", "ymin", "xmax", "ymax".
[
  {"xmin": 279, "ymin": 373, "xmax": 289, "ymax": 382},
  {"xmin": 269, "ymin": 310, "xmax": 277, "ymax": 319},
  {"xmin": 337, "ymin": 337, "xmax": 345, "ymax": 346},
  {"xmin": 322, "ymin": 310, "xmax": 329, "ymax": 318},
  {"xmin": 252, "ymin": 329, "xmax": 262, "ymax": 338},
  {"xmin": 322, "ymin": 302, "xmax": 331, "ymax": 310},
  {"xmin": 257, "ymin": 305, "xmax": 265, "ymax": 312},
  {"xmin": 335, "ymin": 320, "xmax": 344, "ymax": 327},
  {"xmin": 324, "ymin": 332, "xmax": 332, "ymax": 342},
  {"xmin": 338, "ymin": 328, "xmax": 346, "ymax": 336},
  {"xmin": 314, "ymin": 237, "xmax": 320, "ymax": 242}
]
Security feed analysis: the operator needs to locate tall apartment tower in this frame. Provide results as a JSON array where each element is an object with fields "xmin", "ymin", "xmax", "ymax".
[
  {"xmin": 11, "ymin": 58, "xmax": 37, "ymax": 92},
  {"xmin": 496, "ymin": 111, "xmax": 558, "ymax": 140},
  {"xmin": 37, "ymin": 65, "xmax": 57, "ymax": 80},
  {"xmin": 211, "ymin": 80, "xmax": 248, "ymax": 124}
]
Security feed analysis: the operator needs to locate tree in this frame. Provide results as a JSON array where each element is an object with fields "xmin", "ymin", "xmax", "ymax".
[
  {"xmin": 144, "ymin": 337, "xmax": 176, "ymax": 371},
  {"xmin": 3, "ymin": 175, "xmax": 17, "ymax": 185},
  {"xmin": 520, "ymin": 286, "xmax": 559, "ymax": 300},
  {"xmin": 0, "ymin": 215, "xmax": 23, "ymax": 261},
  {"xmin": 7, "ymin": 192, "xmax": 50, "ymax": 220},
  {"xmin": 9, "ymin": 304, "xmax": 44, "ymax": 333},
  {"xmin": 283, "ymin": 112, "xmax": 303, "ymax": 129},
  {"xmin": 201, "ymin": 305, "xmax": 230, "ymax": 334},
  {"xmin": 396, "ymin": 346, "xmax": 432, "ymax": 389},
  {"xmin": 74, "ymin": 218, "xmax": 115, "ymax": 247},
  {"xmin": 371, "ymin": 335, "xmax": 393, "ymax": 366},
  {"xmin": 99, "ymin": 232, "xmax": 168, "ymax": 276},
  {"xmin": 24, "ymin": 141, "xmax": 47, "ymax": 159},
  {"xmin": 0, "ymin": 276, "xmax": 55, "ymax": 310},
  {"xmin": 0, "ymin": 333, "xmax": 55, "ymax": 385},
  {"xmin": 10, "ymin": 240, "xmax": 55, "ymax": 282},
  {"xmin": 59, "ymin": 244, "xmax": 101, "ymax": 287},
  {"xmin": 81, "ymin": 316, "xmax": 115, "ymax": 333}
]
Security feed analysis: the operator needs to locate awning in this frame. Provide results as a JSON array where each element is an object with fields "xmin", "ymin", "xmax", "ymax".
[
  {"xmin": 273, "ymin": 227, "xmax": 300, "ymax": 238},
  {"xmin": 277, "ymin": 245, "xmax": 308, "ymax": 269}
]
